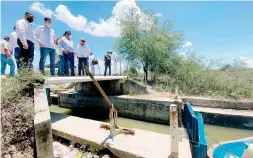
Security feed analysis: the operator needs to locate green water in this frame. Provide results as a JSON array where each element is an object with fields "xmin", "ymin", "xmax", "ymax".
[{"xmin": 50, "ymin": 105, "xmax": 252, "ymax": 147}]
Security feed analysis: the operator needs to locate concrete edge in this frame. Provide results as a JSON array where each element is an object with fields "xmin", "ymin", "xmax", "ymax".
[
  {"xmin": 34, "ymin": 88, "xmax": 53, "ymax": 158},
  {"xmin": 182, "ymin": 97, "xmax": 253, "ymax": 110}
]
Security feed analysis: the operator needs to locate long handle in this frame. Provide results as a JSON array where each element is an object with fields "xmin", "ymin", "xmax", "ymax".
[{"xmin": 84, "ymin": 66, "xmax": 113, "ymax": 109}]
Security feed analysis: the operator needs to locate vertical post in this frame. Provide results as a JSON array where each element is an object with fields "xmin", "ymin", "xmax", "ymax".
[
  {"xmin": 170, "ymin": 104, "xmax": 179, "ymax": 158},
  {"xmin": 45, "ymin": 88, "xmax": 50, "ymax": 106}
]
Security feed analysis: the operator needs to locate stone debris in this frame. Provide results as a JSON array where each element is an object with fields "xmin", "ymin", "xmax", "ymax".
[{"xmin": 53, "ymin": 142, "xmax": 71, "ymax": 157}]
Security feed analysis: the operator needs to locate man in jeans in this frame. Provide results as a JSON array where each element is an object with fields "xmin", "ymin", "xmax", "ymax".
[
  {"xmin": 76, "ymin": 38, "xmax": 91, "ymax": 76},
  {"xmin": 16, "ymin": 12, "xmax": 41, "ymax": 69},
  {"xmin": 58, "ymin": 31, "xmax": 75, "ymax": 76},
  {"xmin": 9, "ymin": 26, "xmax": 21, "ymax": 72},
  {"xmin": 104, "ymin": 51, "xmax": 111, "ymax": 76},
  {"xmin": 1, "ymin": 36, "xmax": 15, "ymax": 76},
  {"xmin": 35, "ymin": 17, "xmax": 56, "ymax": 75}
]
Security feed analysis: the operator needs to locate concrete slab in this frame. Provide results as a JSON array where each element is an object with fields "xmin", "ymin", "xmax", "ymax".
[
  {"xmin": 51, "ymin": 112, "xmax": 192, "ymax": 158},
  {"xmin": 45, "ymin": 76, "xmax": 128, "ymax": 84}
]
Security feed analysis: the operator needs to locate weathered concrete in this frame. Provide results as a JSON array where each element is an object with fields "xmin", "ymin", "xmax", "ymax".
[
  {"xmin": 34, "ymin": 88, "xmax": 53, "ymax": 158},
  {"xmin": 193, "ymin": 106, "xmax": 253, "ymax": 130},
  {"xmin": 51, "ymin": 112, "xmax": 192, "ymax": 158},
  {"xmin": 45, "ymin": 76, "xmax": 128, "ymax": 84},
  {"xmin": 57, "ymin": 92, "xmax": 183, "ymax": 126},
  {"xmin": 74, "ymin": 79, "xmax": 147, "ymax": 95},
  {"xmin": 183, "ymin": 96, "xmax": 253, "ymax": 110}
]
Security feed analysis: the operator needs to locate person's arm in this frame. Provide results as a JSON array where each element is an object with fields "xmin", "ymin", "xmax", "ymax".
[
  {"xmin": 3, "ymin": 42, "xmax": 11, "ymax": 58},
  {"xmin": 58, "ymin": 38, "xmax": 68, "ymax": 54},
  {"xmin": 34, "ymin": 26, "xmax": 44, "ymax": 47},
  {"xmin": 16, "ymin": 20, "xmax": 28, "ymax": 47},
  {"xmin": 87, "ymin": 45, "xmax": 91, "ymax": 56},
  {"xmin": 8, "ymin": 34, "xmax": 14, "ymax": 54}
]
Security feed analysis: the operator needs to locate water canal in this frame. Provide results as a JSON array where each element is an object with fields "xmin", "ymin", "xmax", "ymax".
[{"xmin": 50, "ymin": 105, "xmax": 252, "ymax": 147}]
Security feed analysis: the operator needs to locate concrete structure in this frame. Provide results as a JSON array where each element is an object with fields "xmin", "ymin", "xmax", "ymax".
[
  {"xmin": 45, "ymin": 76, "xmax": 128, "ymax": 84},
  {"xmin": 182, "ymin": 96, "xmax": 253, "ymax": 110},
  {"xmin": 51, "ymin": 112, "xmax": 192, "ymax": 158},
  {"xmin": 34, "ymin": 88, "xmax": 53, "ymax": 158},
  {"xmin": 170, "ymin": 104, "xmax": 179, "ymax": 158},
  {"xmin": 193, "ymin": 106, "xmax": 253, "ymax": 130},
  {"xmin": 57, "ymin": 93, "xmax": 183, "ymax": 126}
]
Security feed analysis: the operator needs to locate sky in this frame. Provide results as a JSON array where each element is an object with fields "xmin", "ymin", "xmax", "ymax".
[{"xmin": 1, "ymin": 0, "xmax": 253, "ymax": 74}]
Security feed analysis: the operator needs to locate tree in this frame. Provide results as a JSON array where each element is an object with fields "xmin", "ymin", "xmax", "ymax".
[{"xmin": 114, "ymin": 8, "xmax": 182, "ymax": 82}]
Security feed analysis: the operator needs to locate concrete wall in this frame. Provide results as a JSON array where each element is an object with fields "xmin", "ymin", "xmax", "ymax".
[
  {"xmin": 182, "ymin": 97, "xmax": 253, "ymax": 110},
  {"xmin": 74, "ymin": 79, "xmax": 147, "ymax": 95},
  {"xmin": 34, "ymin": 88, "xmax": 53, "ymax": 158},
  {"xmin": 58, "ymin": 92, "xmax": 183, "ymax": 126}
]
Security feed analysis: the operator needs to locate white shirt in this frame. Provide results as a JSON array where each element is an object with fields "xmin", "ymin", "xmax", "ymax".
[
  {"xmin": 111, "ymin": 51, "xmax": 118, "ymax": 61},
  {"xmin": 1, "ymin": 40, "xmax": 9, "ymax": 54},
  {"xmin": 9, "ymin": 31, "xmax": 18, "ymax": 52},
  {"xmin": 58, "ymin": 36, "xmax": 75, "ymax": 53},
  {"xmin": 76, "ymin": 44, "xmax": 91, "ymax": 58},
  {"xmin": 16, "ymin": 19, "xmax": 37, "ymax": 45},
  {"xmin": 35, "ymin": 25, "xmax": 55, "ymax": 49}
]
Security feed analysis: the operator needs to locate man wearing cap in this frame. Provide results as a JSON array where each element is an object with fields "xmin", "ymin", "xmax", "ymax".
[
  {"xmin": 9, "ymin": 26, "xmax": 21, "ymax": 72},
  {"xmin": 58, "ymin": 31, "xmax": 75, "ymax": 76},
  {"xmin": 16, "ymin": 11, "xmax": 42, "ymax": 69},
  {"xmin": 76, "ymin": 38, "xmax": 91, "ymax": 76},
  {"xmin": 35, "ymin": 17, "xmax": 56, "ymax": 76},
  {"xmin": 1, "ymin": 36, "xmax": 15, "ymax": 76}
]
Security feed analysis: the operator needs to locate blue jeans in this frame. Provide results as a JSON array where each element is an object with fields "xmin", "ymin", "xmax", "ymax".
[
  {"xmin": 58, "ymin": 55, "xmax": 64, "ymax": 76},
  {"xmin": 63, "ymin": 52, "xmax": 75, "ymax": 76},
  {"xmin": 78, "ymin": 57, "xmax": 88, "ymax": 76},
  {"xmin": 14, "ymin": 47, "xmax": 21, "ymax": 72},
  {"xmin": 39, "ymin": 47, "xmax": 56, "ymax": 75},
  {"xmin": 1, "ymin": 54, "xmax": 15, "ymax": 76}
]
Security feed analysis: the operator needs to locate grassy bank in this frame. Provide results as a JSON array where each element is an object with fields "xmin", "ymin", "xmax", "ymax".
[{"xmin": 1, "ymin": 69, "xmax": 44, "ymax": 158}]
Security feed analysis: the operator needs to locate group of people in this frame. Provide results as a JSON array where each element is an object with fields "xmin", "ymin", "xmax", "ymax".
[{"xmin": 1, "ymin": 11, "xmax": 119, "ymax": 77}]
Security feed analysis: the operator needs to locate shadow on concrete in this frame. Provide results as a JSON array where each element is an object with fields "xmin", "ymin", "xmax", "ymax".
[{"xmin": 50, "ymin": 112, "xmax": 70, "ymax": 123}]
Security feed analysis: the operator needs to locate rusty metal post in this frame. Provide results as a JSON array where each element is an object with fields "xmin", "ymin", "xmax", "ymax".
[{"xmin": 170, "ymin": 104, "xmax": 179, "ymax": 158}]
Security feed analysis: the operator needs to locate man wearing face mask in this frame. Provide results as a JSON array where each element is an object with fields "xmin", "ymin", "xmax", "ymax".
[
  {"xmin": 58, "ymin": 31, "xmax": 75, "ymax": 76},
  {"xmin": 35, "ymin": 17, "xmax": 56, "ymax": 76},
  {"xmin": 16, "ymin": 11, "xmax": 42, "ymax": 69},
  {"xmin": 76, "ymin": 38, "xmax": 91, "ymax": 76}
]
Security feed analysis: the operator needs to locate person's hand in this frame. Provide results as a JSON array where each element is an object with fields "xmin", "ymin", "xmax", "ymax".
[
  {"xmin": 23, "ymin": 45, "xmax": 28, "ymax": 49},
  {"xmin": 39, "ymin": 41, "xmax": 45, "ymax": 47},
  {"xmin": 63, "ymin": 50, "xmax": 69, "ymax": 54}
]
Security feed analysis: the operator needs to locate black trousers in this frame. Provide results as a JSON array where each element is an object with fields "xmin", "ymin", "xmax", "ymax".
[
  {"xmin": 17, "ymin": 38, "xmax": 34, "ymax": 69},
  {"xmin": 104, "ymin": 64, "xmax": 111, "ymax": 76}
]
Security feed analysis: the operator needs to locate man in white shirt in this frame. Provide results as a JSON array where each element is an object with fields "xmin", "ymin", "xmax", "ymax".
[
  {"xmin": 1, "ymin": 36, "xmax": 15, "ymax": 76},
  {"xmin": 76, "ymin": 38, "xmax": 91, "ymax": 76},
  {"xmin": 58, "ymin": 31, "xmax": 75, "ymax": 76},
  {"xmin": 110, "ymin": 50, "xmax": 118, "ymax": 75},
  {"xmin": 16, "ymin": 11, "xmax": 41, "ymax": 69},
  {"xmin": 35, "ymin": 17, "xmax": 56, "ymax": 75},
  {"xmin": 9, "ymin": 26, "xmax": 21, "ymax": 72},
  {"xmin": 89, "ymin": 52, "xmax": 95, "ymax": 75}
]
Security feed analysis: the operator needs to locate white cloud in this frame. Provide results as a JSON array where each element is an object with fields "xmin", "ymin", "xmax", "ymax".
[
  {"xmin": 30, "ymin": 0, "xmax": 150, "ymax": 37},
  {"xmin": 54, "ymin": 5, "xmax": 88, "ymax": 32},
  {"xmin": 30, "ymin": 2, "xmax": 54, "ymax": 18},
  {"xmin": 183, "ymin": 41, "xmax": 192, "ymax": 48},
  {"xmin": 155, "ymin": 12, "xmax": 163, "ymax": 17},
  {"xmin": 239, "ymin": 57, "xmax": 253, "ymax": 68}
]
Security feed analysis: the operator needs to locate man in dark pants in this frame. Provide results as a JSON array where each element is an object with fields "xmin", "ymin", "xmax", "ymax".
[
  {"xmin": 16, "ymin": 12, "xmax": 41, "ymax": 69},
  {"xmin": 104, "ymin": 51, "xmax": 111, "ymax": 76},
  {"xmin": 76, "ymin": 38, "xmax": 91, "ymax": 76}
]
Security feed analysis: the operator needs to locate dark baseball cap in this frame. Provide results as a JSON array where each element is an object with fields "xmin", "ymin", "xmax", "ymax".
[{"xmin": 64, "ymin": 31, "xmax": 71, "ymax": 35}]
